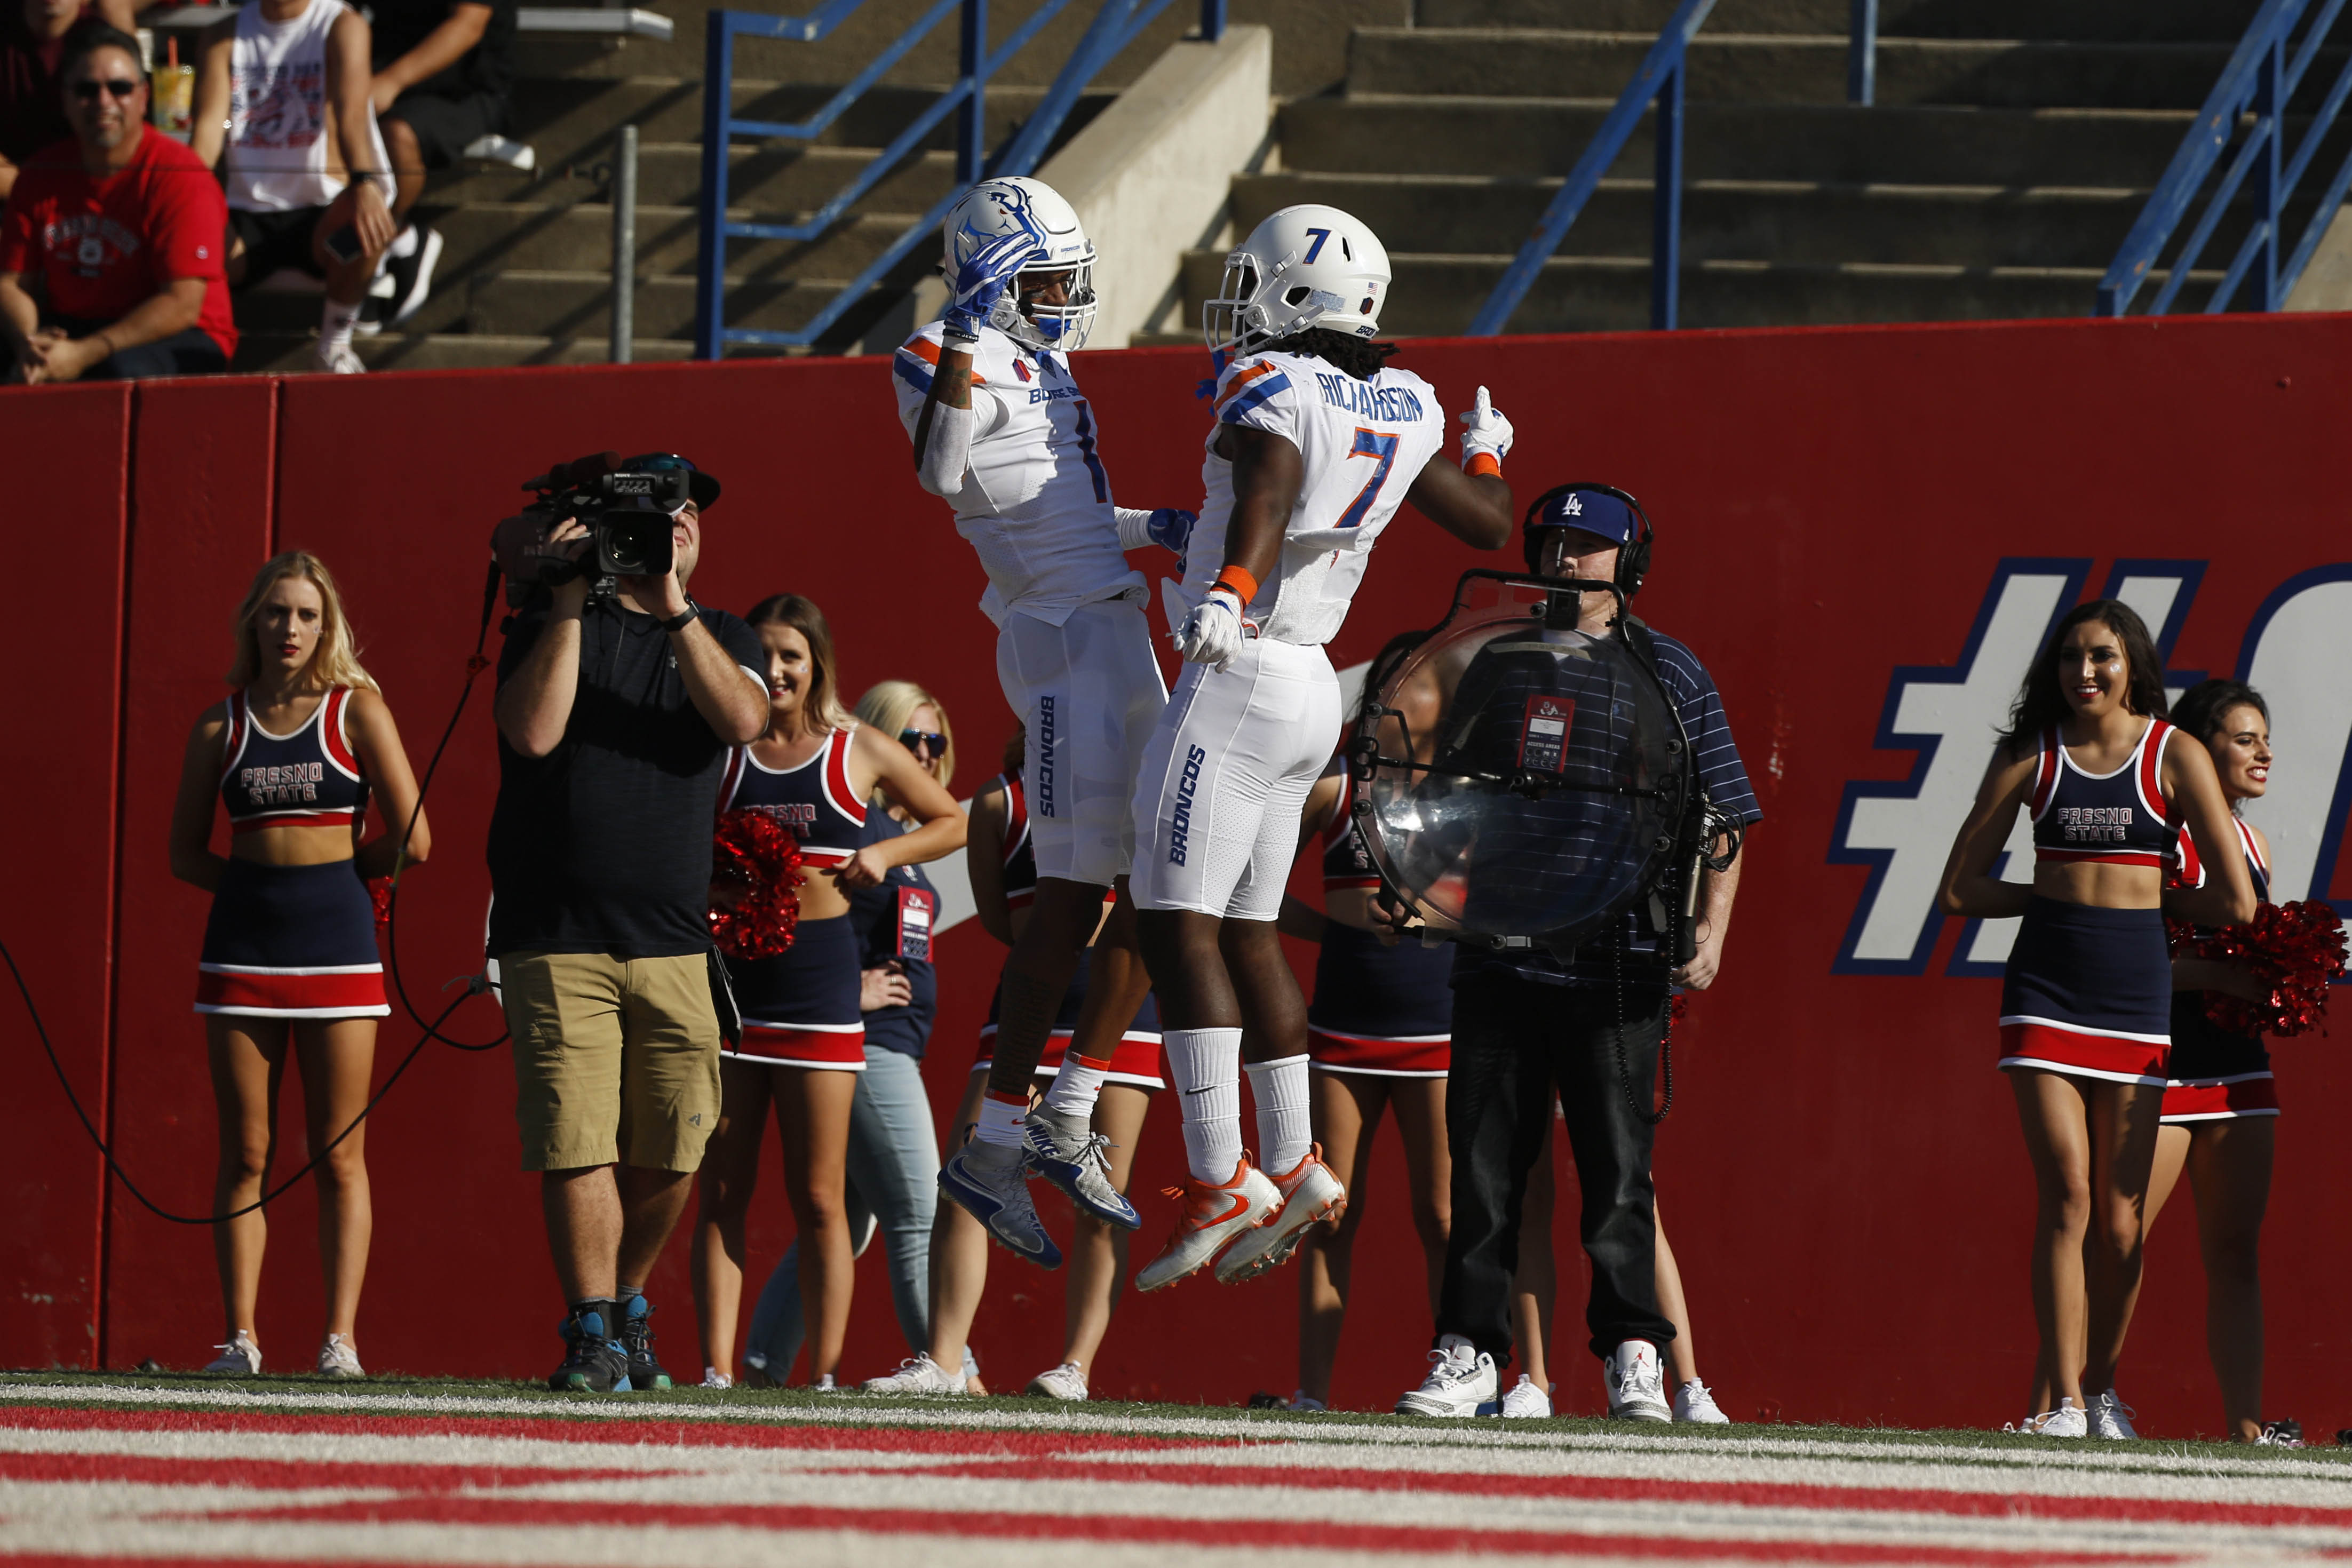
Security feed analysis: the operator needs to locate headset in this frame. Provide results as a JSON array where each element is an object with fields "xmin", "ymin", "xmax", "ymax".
[{"xmin": 1520, "ymin": 482, "xmax": 1655, "ymax": 597}]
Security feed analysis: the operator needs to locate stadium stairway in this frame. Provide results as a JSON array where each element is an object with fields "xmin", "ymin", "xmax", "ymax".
[
  {"xmin": 1155, "ymin": 0, "xmax": 2352, "ymax": 338},
  {"xmin": 229, "ymin": 0, "xmax": 1396, "ymax": 371}
]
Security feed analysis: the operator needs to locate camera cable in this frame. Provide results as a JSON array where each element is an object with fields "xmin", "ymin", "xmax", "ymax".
[{"xmin": 7, "ymin": 562, "xmax": 513, "ymax": 1224}]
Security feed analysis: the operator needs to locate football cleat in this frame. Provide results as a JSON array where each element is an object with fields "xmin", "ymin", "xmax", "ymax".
[
  {"xmin": 1603, "ymin": 1340, "xmax": 1671, "ymax": 1421},
  {"xmin": 939, "ymin": 1138, "xmax": 1063, "ymax": 1269},
  {"xmin": 1023, "ymin": 1106, "xmax": 1141, "ymax": 1229},
  {"xmin": 1134, "ymin": 1161, "xmax": 1281, "ymax": 1292},
  {"xmin": 862, "ymin": 1354, "xmax": 968, "ymax": 1396},
  {"xmin": 1498, "ymin": 1374, "xmax": 1552, "ymax": 1419},
  {"xmin": 1395, "ymin": 1335, "xmax": 1497, "ymax": 1418},
  {"xmin": 1026, "ymin": 1362, "xmax": 1088, "ymax": 1401},
  {"xmin": 1673, "ymin": 1379, "xmax": 1730, "ymax": 1424},
  {"xmin": 2086, "ymin": 1389, "xmax": 2139, "ymax": 1439},
  {"xmin": 1213, "ymin": 1143, "xmax": 1345, "ymax": 1283}
]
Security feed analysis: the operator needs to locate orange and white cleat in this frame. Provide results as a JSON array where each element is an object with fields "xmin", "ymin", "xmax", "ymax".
[
  {"xmin": 1133, "ymin": 1160, "xmax": 1281, "ymax": 1292},
  {"xmin": 1214, "ymin": 1143, "xmax": 1347, "ymax": 1283}
]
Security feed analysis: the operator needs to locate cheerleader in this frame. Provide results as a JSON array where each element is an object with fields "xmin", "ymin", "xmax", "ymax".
[
  {"xmin": 863, "ymin": 725, "xmax": 1164, "ymax": 1400},
  {"xmin": 1938, "ymin": 600, "xmax": 2251, "ymax": 1437},
  {"xmin": 167, "ymin": 551, "xmax": 431, "ymax": 1380},
  {"xmin": 2145, "ymin": 680, "xmax": 2283, "ymax": 1443},
  {"xmin": 690, "ymin": 595, "xmax": 964, "ymax": 1388}
]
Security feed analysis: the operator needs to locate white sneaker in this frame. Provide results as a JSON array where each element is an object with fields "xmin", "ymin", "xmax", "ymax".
[
  {"xmin": 203, "ymin": 1333, "xmax": 260, "ymax": 1376},
  {"xmin": 1602, "ymin": 1340, "xmax": 1671, "ymax": 1421},
  {"xmin": 2009, "ymin": 1402, "xmax": 2088, "ymax": 1437},
  {"xmin": 315, "ymin": 1334, "xmax": 363, "ymax": 1380},
  {"xmin": 940, "ymin": 1137, "xmax": 1063, "ymax": 1269},
  {"xmin": 1499, "ymin": 1373, "xmax": 1552, "ymax": 1418},
  {"xmin": 1023, "ymin": 1107, "xmax": 1141, "ymax": 1229},
  {"xmin": 1395, "ymin": 1334, "xmax": 1498, "ymax": 1417},
  {"xmin": 861, "ymin": 1354, "xmax": 966, "ymax": 1395},
  {"xmin": 811, "ymin": 1373, "xmax": 843, "ymax": 1392},
  {"xmin": 2087, "ymin": 1389, "xmax": 2139, "ymax": 1439},
  {"xmin": 701, "ymin": 1368, "xmax": 734, "ymax": 1389},
  {"xmin": 1134, "ymin": 1161, "xmax": 1282, "ymax": 1291},
  {"xmin": 1026, "ymin": 1361, "xmax": 1087, "ymax": 1401},
  {"xmin": 312, "ymin": 343, "xmax": 365, "ymax": 374},
  {"xmin": 1213, "ymin": 1143, "xmax": 1347, "ymax": 1283},
  {"xmin": 1673, "ymin": 1378, "xmax": 1730, "ymax": 1424}
]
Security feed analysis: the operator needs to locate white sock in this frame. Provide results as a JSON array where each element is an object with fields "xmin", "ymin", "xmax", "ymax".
[
  {"xmin": 321, "ymin": 298, "xmax": 361, "ymax": 351},
  {"xmin": 973, "ymin": 1090, "xmax": 1027, "ymax": 1149},
  {"xmin": 1163, "ymin": 1026, "xmax": 1243, "ymax": 1183},
  {"xmin": 1040, "ymin": 1049, "xmax": 1111, "ymax": 1119},
  {"xmin": 1244, "ymin": 1054, "xmax": 1313, "ymax": 1175}
]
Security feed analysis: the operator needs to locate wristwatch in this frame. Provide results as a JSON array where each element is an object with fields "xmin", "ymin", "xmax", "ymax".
[{"xmin": 658, "ymin": 601, "xmax": 701, "ymax": 634}]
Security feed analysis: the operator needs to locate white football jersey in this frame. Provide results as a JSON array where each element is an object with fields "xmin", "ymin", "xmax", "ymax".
[
  {"xmin": 894, "ymin": 321, "xmax": 1143, "ymax": 626},
  {"xmin": 1178, "ymin": 349, "xmax": 1447, "ymax": 646}
]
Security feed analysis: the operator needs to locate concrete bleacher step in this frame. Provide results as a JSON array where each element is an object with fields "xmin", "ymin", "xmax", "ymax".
[
  {"xmin": 425, "ymin": 144, "xmax": 960, "ymax": 213},
  {"xmin": 1341, "ymin": 30, "xmax": 2335, "ymax": 110},
  {"xmin": 1423, "ymin": 0, "xmax": 2264, "ymax": 41}
]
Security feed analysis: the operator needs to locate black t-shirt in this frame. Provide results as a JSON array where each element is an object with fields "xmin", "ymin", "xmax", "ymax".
[
  {"xmin": 365, "ymin": 0, "xmax": 517, "ymax": 100},
  {"xmin": 849, "ymin": 812, "xmax": 939, "ymax": 1058},
  {"xmin": 487, "ymin": 596, "xmax": 763, "ymax": 958}
]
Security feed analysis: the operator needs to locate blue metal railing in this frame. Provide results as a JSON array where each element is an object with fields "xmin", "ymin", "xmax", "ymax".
[
  {"xmin": 693, "ymin": 0, "xmax": 1223, "ymax": 356},
  {"xmin": 2097, "ymin": 0, "xmax": 2352, "ymax": 316},
  {"xmin": 1467, "ymin": 0, "xmax": 1717, "ymax": 337}
]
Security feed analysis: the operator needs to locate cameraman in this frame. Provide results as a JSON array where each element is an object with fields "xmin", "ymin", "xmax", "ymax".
[
  {"xmin": 488, "ymin": 455, "xmax": 767, "ymax": 1394},
  {"xmin": 1393, "ymin": 485, "xmax": 1761, "ymax": 1423}
]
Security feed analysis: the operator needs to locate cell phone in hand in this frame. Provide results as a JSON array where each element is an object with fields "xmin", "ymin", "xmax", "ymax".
[{"xmin": 323, "ymin": 225, "xmax": 363, "ymax": 263}]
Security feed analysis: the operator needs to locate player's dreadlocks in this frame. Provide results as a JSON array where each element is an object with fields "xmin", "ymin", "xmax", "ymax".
[{"xmin": 1263, "ymin": 327, "xmax": 1396, "ymax": 383}]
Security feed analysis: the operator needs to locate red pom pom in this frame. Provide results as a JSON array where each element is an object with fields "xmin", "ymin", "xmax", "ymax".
[
  {"xmin": 2171, "ymin": 900, "xmax": 2347, "ymax": 1040},
  {"xmin": 710, "ymin": 810, "xmax": 804, "ymax": 961},
  {"xmin": 367, "ymin": 876, "xmax": 393, "ymax": 929}
]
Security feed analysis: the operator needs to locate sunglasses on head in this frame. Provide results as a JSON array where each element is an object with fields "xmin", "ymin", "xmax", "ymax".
[
  {"xmin": 899, "ymin": 730, "xmax": 946, "ymax": 757},
  {"xmin": 73, "ymin": 78, "xmax": 139, "ymax": 100}
]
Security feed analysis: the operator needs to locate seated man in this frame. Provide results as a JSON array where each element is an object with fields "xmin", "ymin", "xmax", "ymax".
[
  {"xmin": 192, "ymin": 0, "xmax": 394, "ymax": 373},
  {"xmin": 1, "ymin": 0, "xmax": 134, "ymax": 202},
  {"xmin": 363, "ymin": 0, "xmax": 516, "ymax": 328},
  {"xmin": 0, "ymin": 25, "xmax": 236, "ymax": 381}
]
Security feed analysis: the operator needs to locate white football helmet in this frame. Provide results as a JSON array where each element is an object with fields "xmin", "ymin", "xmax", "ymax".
[
  {"xmin": 941, "ymin": 176, "xmax": 1098, "ymax": 352},
  {"xmin": 1203, "ymin": 203, "xmax": 1390, "ymax": 355}
]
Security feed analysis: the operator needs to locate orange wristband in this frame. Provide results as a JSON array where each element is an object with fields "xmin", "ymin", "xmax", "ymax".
[
  {"xmin": 1212, "ymin": 564, "xmax": 1260, "ymax": 604},
  {"xmin": 1465, "ymin": 452, "xmax": 1503, "ymax": 479}
]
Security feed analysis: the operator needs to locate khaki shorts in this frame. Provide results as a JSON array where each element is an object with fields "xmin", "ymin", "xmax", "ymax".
[{"xmin": 500, "ymin": 950, "xmax": 723, "ymax": 1173}]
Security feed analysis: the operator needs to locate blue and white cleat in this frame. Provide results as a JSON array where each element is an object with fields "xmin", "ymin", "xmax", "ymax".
[
  {"xmin": 1022, "ymin": 1106, "xmax": 1141, "ymax": 1230},
  {"xmin": 940, "ymin": 1137, "xmax": 1063, "ymax": 1269}
]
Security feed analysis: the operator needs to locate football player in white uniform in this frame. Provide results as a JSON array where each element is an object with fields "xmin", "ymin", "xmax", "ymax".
[
  {"xmin": 897, "ymin": 176, "xmax": 1193, "ymax": 1269},
  {"xmin": 1129, "ymin": 203, "xmax": 1516, "ymax": 1291}
]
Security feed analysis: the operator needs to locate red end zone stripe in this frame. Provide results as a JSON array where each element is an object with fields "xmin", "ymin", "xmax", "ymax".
[
  {"xmin": 197, "ymin": 1496, "xmax": 2146, "ymax": 1566},
  {"xmin": 0, "ymin": 1449, "xmax": 651, "ymax": 1491}
]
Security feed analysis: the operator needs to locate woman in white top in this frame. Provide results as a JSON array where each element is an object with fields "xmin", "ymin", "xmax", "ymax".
[{"xmin": 192, "ymin": 0, "xmax": 394, "ymax": 372}]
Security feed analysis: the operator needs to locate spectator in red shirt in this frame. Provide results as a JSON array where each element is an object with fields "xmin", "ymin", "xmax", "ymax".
[
  {"xmin": 0, "ymin": 25, "xmax": 236, "ymax": 381},
  {"xmin": 0, "ymin": 0, "xmax": 135, "ymax": 202}
]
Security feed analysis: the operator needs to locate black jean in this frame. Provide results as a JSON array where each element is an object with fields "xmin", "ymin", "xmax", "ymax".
[
  {"xmin": 1436, "ymin": 972, "xmax": 1676, "ymax": 1364},
  {"xmin": 49, "ymin": 316, "xmax": 228, "ymax": 380}
]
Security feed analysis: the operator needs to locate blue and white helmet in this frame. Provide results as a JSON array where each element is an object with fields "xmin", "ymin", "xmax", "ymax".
[
  {"xmin": 941, "ymin": 176, "xmax": 1098, "ymax": 352},
  {"xmin": 1203, "ymin": 203, "xmax": 1390, "ymax": 355}
]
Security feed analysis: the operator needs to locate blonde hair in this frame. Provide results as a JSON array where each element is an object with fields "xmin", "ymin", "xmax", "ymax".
[
  {"xmin": 745, "ymin": 593, "xmax": 852, "ymax": 733},
  {"xmin": 855, "ymin": 680, "xmax": 955, "ymax": 798},
  {"xmin": 226, "ymin": 551, "xmax": 378, "ymax": 693}
]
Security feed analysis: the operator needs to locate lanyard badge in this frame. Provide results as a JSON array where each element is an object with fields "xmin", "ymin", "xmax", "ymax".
[{"xmin": 897, "ymin": 887, "xmax": 937, "ymax": 961}]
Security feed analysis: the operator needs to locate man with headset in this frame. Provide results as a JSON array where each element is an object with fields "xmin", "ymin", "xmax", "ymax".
[{"xmin": 1395, "ymin": 484, "xmax": 1762, "ymax": 1421}]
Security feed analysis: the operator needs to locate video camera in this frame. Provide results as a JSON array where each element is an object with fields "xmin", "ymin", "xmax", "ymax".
[{"xmin": 514, "ymin": 450, "xmax": 687, "ymax": 587}]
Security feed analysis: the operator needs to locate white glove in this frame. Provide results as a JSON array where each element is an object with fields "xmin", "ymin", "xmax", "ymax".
[
  {"xmin": 1177, "ymin": 587, "xmax": 1248, "ymax": 672},
  {"xmin": 1458, "ymin": 385, "xmax": 1513, "ymax": 467}
]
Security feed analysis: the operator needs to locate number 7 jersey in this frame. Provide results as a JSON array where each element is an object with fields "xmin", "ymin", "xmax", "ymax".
[{"xmin": 1179, "ymin": 348, "xmax": 1447, "ymax": 646}]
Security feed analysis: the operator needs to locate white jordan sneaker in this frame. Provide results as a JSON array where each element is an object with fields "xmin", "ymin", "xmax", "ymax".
[
  {"xmin": 939, "ymin": 1137, "xmax": 1063, "ymax": 1269},
  {"xmin": 1499, "ymin": 1374, "xmax": 1552, "ymax": 1418},
  {"xmin": 1602, "ymin": 1341, "xmax": 1671, "ymax": 1421},
  {"xmin": 1395, "ymin": 1335, "xmax": 1498, "ymax": 1418},
  {"xmin": 1134, "ymin": 1161, "xmax": 1281, "ymax": 1292},
  {"xmin": 1026, "ymin": 1362, "xmax": 1088, "ymax": 1401},
  {"xmin": 203, "ymin": 1333, "xmax": 260, "ymax": 1376},
  {"xmin": 1673, "ymin": 1379, "xmax": 1730, "ymax": 1424},
  {"xmin": 861, "ymin": 1354, "xmax": 967, "ymax": 1395},
  {"xmin": 315, "ymin": 1334, "xmax": 363, "ymax": 1380},
  {"xmin": 1213, "ymin": 1143, "xmax": 1347, "ymax": 1283},
  {"xmin": 2087, "ymin": 1389, "xmax": 2139, "ymax": 1439}
]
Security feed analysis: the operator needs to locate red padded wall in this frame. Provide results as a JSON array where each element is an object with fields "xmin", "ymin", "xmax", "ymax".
[
  {"xmin": 6, "ymin": 309, "xmax": 2351, "ymax": 1437},
  {"xmin": 1, "ymin": 384, "xmax": 129, "ymax": 1368}
]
